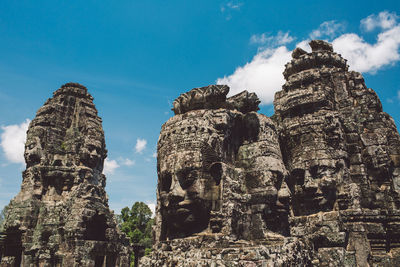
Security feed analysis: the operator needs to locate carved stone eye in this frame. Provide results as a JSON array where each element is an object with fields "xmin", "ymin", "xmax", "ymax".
[
  {"xmin": 160, "ymin": 173, "xmax": 172, "ymax": 192},
  {"xmin": 177, "ymin": 168, "xmax": 197, "ymax": 189},
  {"xmin": 310, "ymin": 165, "xmax": 320, "ymax": 178},
  {"xmin": 209, "ymin": 163, "xmax": 222, "ymax": 185},
  {"xmin": 87, "ymin": 145, "xmax": 97, "ymax": 152},
  {"xmin": 27, "ymin": 142, "xmax": 37, "ymax": 150},
  {"xmin": 291, "ymin": 169, "xmax": 305, "ymax": 185},
  {"xmin": 310, "ymin": 165, "xmax": 333, "ymax": 179},
  {"xmin": 272, "ymin": 171, "xmax": 284, "ymax": 188}
]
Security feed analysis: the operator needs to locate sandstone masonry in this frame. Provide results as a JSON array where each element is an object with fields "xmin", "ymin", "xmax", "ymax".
[
  {"xmin": 0, "ymin": 83, "xmax": 129, "ymax": 267},
  {"xmin": 141, "ymin": 40, "xmax": 400, "ymax": 266}
]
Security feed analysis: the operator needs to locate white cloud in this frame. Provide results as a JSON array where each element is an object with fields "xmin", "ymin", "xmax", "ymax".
[
  {"xmin": 221, "ymin": 1, "xmax": 243, "ymax": 12},
  {"xmin": 216, "ymin": 46, "xmax": 292, "ymax": 105},
  {"xmin": 217, "ymin": 11, "xmax": 400, "ymax": 105},
  {"xmin": 135, "ymin": 138, "xmax": 147, "ymax": 153},
  {"xmin": 361, "ymin": 11, "xmax": 398, "ymax": 32},
  {"xmin": 250, "ymin": 31, "xmax": 295, "ymax": 47},
  {"xmin": 122, "ymin": 158, "xmax": 135, "ymax": 166},
  {"xmin": 152, "ymin": 152, "xmax": 157, "ymax": 158},
  {"xmin": 295, "ymin": 40, "xmax": 311, "ymax": 52},
  {"xmin": 220, "ymin": 1, "xmax": 243, "ymax": 20},
  {"xmin": 146, "ymin": 202, "xmax": 156, "ymax": 217},
  {"xmin": 310, "ymin": 20, "xmax": 345, "ymax": 39},
  {"xmin": 227, "ymin": 1, "xmax": 242, "ymax": 10},
  {"xmin": 397, "ymin": 91, "xmax": 400, "ymax": 100},
  {"xmin": 332, "ymin": 24, "xmax": 400, "ymax": 73},
  {"xmin": 0, "ymin": 119, "xmax": 30, "ymax": 164},
  {"xmin": 103, "ymin": 158, "xmax": 120, "ymax": 175}
]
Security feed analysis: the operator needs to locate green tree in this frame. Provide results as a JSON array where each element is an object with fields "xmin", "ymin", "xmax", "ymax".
[{"xmin": 119, "ymin": 202, "xmax": 154, "ymax": 267}]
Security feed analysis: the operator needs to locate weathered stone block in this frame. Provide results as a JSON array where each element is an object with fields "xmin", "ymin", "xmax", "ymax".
[{"xmin": 0, "ymin": 83, "xmax": 129, "ymax": 267}]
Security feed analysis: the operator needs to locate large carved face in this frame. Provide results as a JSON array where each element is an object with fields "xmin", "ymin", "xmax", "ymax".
[
  {"xmin": 79, "ymin": 137, "xmax": 104, "ymax": 169},
  {"xmin": 243, "ymin": 155, "xmax": 289, "ymax": 208},
  {"xmin": 238, "ymin": 130, "xmax": 291, "ymax": 236},
  {"xmin": 158, "ymin": 119, "xmax": 222, "ymax": 240},
  {"xmin": 290, "ymin": 158, "xmax": 343, "ymax": 215},
  {"xmin": 24, "ymin": 136, "xmax": 43, "ymax": 167}
]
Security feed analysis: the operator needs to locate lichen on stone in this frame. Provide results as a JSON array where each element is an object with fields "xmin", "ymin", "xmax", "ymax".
[
  {"xmin": 0, "ymin": 83, "xmax": 130, "ymax": 267},
  {"xmin": 142, "ymin": 40, "xmax": 400, "ymax": 266}
]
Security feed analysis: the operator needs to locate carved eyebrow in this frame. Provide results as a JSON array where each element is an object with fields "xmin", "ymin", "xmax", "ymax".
[{"xmin": 176, "ymin": 167, "xmax": 199, "ymax": 176}]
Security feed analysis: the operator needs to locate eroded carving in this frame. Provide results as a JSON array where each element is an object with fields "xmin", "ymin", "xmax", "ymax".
[
  {"xmin": 0, "ymin": 83, "xmax": 129, "ymax": 267},
  {"xmin": 143, "ymin": 40, "xmax": 400, "ymax": 266},
  {"xmin": 145, "ymin": 85, "xmax": 312, "ymax": 266},
  {"xmin": 275, "ymin": 39, "xmax": 400, "ymax": 265}
]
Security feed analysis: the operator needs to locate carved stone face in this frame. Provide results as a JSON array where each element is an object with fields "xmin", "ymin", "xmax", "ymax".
[
  {"xmin": 244, "ymin": 158, "xmax": 289, "ymax": 209},
  {"xmin": 241, "ymin": 146, "xmax": 291, "ymax": 236},
  {"xmin": 290, "ymin": 159, "xmax": 342, "ymax": 215},
  {"xmin": 24, "ymin": 136, "xmax": 43, "ymax": 167},
  {"xmin": 80, "ymin": 138, "xmax": 104, "ymax": 169},
  {"xmin": 158, "ymin": 141, "xmax": 221, "ymax": 240}
]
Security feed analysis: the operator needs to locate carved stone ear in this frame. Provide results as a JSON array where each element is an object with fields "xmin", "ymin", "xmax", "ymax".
[{"xmin": 209, "ymin": 162, "xmax": 222, "ymax": 185}]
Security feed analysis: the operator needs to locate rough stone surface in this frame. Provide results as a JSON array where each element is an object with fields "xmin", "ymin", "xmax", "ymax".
[
  {"xmin": 275, "ymin": 39, "xmax": 400, "ymax": 266},
  {"xmin": 141, "ymin": 40, "xmax": 400, "ymax": 266},
  {"xmin": 0, "ymin": 83, "xmax": 129, "ymax": 267},
  {"xmin": 143, "ymin": 84, "xmax": 313, "ymax": 266}
]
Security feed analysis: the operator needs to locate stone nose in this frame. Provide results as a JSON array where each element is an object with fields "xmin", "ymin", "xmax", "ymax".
[
  {"xmin": 277, "ymin": 182, "xmax": 291, "ymax": 205},
  {"xmin": 304, "ymin": 171, "xmax": 318, "ymax": 193},
  {"xmin": 169, "ymin": 178, "xmax": 185, "ymax": 203}
]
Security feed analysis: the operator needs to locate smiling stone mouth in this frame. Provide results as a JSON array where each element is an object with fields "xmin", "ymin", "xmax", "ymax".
[
  {"xmin": 299, "ymin": 193, "xmax": 325, "ymax": 204},
  {"xmin": 308, "ymin": 195, "xmax": 330, "ymax": 206},
  {"xmin": 314, "ymin": 195, "xmax": 324, "ymax": 201},
  {"xmin": 276, "ymin": 201, "xmax": 289, "ymax": 213},
  {"xmin": 176, "ymin": 207, "xmax": 191, "ymax": 214},
  {"xmin": 168, "ymin": 202, "xmax": 194, "ymax": 216}
]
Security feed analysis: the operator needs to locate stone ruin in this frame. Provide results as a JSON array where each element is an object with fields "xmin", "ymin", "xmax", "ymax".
[
  {"xmin": 141, "ymin": 40, "xmax": 400, "ymax": 266},
  {"xmin": 0, "ymin": 40, "xmax": 400, "ymax": 267},
  {"xmin": 0, "ymin": 83, "xmax": 129, "ymax": 266}
]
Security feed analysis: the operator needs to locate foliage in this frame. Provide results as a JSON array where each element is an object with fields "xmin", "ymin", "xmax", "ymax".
[{"xmin": 119, "ymin": 202, "xmax": 154, "ymax": 267}]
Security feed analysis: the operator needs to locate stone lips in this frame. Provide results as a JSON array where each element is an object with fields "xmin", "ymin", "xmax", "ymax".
[
  {"xmin": 0, "ymin": 83, "xmax": 129, "ymax": 267},
  {"xmin": 143, "ymin": 40, "xmax": 400, "ymax": 266}
]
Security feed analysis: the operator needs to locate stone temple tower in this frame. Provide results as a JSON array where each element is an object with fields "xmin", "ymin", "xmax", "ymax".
[
  {"xmin": 274, "ymin": 40, "xmax": 400, "ymax": 266},
  {"xmin": 142, "ymin": 40, "xmax": 400, "ymax": 266},
  {"xmin": 142, "ymin": 85, "xmax": 313, "ymax": 266},
  {"xmin": 0, "ymin": 83, "xmax": 129, "ymax": 266}
]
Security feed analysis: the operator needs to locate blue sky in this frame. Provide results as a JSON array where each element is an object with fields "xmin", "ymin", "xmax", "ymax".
[{"xmin": 0, "ymin": 0, "xmax": 399, "ymax": 214}]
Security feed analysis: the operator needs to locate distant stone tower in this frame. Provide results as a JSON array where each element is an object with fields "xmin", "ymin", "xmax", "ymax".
[{"xmin": 0, "ymin": 83, "xmax": 129, "ymax": 266}]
